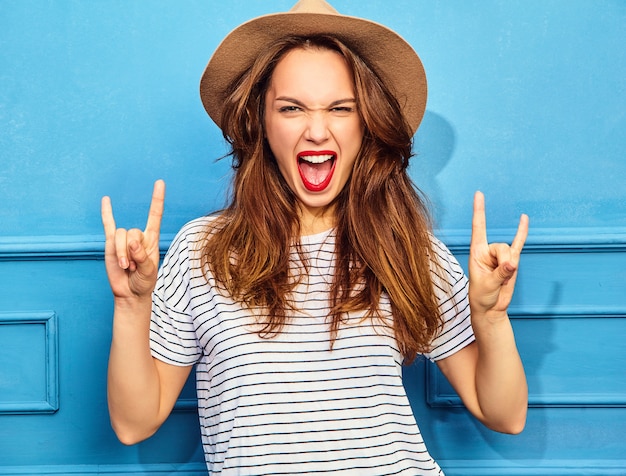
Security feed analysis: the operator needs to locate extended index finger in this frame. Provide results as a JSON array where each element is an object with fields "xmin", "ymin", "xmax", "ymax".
[
  {"xmin": 145, "ymin": 179, "xmax": 165, "ymax": 235},
  {"xmin": 470, "ymin": 191, "xmax": 488, "ymax": 248}
]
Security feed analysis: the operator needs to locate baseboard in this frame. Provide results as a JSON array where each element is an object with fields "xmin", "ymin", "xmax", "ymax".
[
  {"xmin": 440, "ymin": 459, "xmax": 626, "ymax": 476},
  {"xmin": 0, "ymin": 463, "xmax": 206, "ymax": 476},
  {"xmin": 1, "ymin": 460, "xmax": 624, "ymax": 475}
]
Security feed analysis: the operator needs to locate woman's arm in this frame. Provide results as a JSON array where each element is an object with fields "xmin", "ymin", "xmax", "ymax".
[
  {"xmin": 436, "ymin": 191, "xmax": 529, "ymax": 434},
  {"xmin": 107, "ymin": 298, "xmax": 192, "ymax": 444},
  {"xmin": 102, "ymin": 180, "xmax": 191, "ymax": 444}
]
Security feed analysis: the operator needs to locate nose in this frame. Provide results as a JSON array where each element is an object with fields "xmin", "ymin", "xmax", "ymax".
[{"xmin": 304, "ymin": 111, "xmax": 330, "ymax": 144}]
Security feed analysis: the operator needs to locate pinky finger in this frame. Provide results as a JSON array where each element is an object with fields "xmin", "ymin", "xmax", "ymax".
[{"xmin": 101, "ymin": 196, "xmax": 116, "ymax": 239}]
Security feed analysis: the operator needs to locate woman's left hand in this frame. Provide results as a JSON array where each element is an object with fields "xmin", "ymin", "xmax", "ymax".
[{"xmin": 468, "ymin": 191, "xmax": 529, "ymax": 317}]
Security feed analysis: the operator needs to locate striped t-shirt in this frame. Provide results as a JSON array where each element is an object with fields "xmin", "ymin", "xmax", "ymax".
[{"xmin": 150, "ymin": 216, "xmax": 474, "ymax": 475}]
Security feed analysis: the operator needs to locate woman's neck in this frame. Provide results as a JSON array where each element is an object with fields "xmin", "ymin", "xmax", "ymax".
[{"xmin": 298, "ymin": 205, "xmax": 336, "ymax": 236}]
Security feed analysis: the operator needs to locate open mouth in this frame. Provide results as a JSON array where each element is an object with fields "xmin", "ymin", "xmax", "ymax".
[{"xmin": 297, "ymin": 151, "xmax": 336, "ymax": 192}]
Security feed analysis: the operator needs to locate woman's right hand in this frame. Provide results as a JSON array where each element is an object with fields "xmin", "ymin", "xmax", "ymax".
[{"xmin": 101, "ymin": 180, "xmax": 165, "ymax": 302}]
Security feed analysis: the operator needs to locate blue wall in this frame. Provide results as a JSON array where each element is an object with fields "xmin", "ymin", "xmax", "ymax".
[{"xmin": 1, "ymin": 1, "xmax": 624, "ymax": 474}]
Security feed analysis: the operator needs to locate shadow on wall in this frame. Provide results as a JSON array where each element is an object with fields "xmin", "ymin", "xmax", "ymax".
[
  {"xmin": 463, "ymin": 281, "xmax": 559, "ymax": 461},
  {"xmin": 411, "ymin": 111, "xmax": 456, "ymax": 228}
]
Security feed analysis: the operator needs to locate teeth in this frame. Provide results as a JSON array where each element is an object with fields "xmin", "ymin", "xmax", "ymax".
[{"xmin": 299, "ymin": 154, "xmax": 333, "ymax": 164}]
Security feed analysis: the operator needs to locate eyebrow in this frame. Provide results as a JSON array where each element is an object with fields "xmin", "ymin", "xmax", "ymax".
[{"xmin": 274, "ymin": 96, "xmax": 357, "ymax": 108}]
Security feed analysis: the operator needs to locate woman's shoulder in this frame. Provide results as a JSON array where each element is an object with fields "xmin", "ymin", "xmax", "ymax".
[
  {"xmin": 166, "ymin": 214, "xmax": 221, "ymax": 254},
  {"xmin": 428, "ymin": 233, "xmax": 466, "ymax": 283},
  {"xmin": 177, "ymin": 214, "xmax": 218, "ymax": 237}
]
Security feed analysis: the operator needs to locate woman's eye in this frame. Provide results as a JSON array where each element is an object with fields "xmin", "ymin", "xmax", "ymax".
[
  {"xmin": 279, "ymin": 106, "xmax": 301, "ymax": 113},
  {"xmin": 331, "ymin": 106, "xmax": 355, "ymax": 114}
]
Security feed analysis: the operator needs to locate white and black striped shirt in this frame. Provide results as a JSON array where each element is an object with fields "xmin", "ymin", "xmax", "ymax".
[{"xmin": 150, "ymin": 216, "xmax": 474, "ymax": 475}]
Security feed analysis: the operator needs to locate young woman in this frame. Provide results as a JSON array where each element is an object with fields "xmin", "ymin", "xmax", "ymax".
[{"xmin": 102, "ymin": 1, "xmax": 529, "ymax": 474}]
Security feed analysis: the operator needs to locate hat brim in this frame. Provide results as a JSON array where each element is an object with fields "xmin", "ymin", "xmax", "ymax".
[{"xmin": 200, "ymin": 11, "xmax": 427, "ymax": 135}]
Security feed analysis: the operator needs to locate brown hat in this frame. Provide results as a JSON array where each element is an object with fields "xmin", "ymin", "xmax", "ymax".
[{"xmin": 199, "ymin": 0, "xmax": 427, "ymax": 135}]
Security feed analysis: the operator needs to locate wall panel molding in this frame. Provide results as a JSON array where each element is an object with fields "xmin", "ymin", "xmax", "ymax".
[
  {"xmin": 0, "ymin": 235, "xmax": 105, "ymax": 260},
  {"xmin": 0, "ymin": 227, "xmax": 625, "ymax": 260},
  {"xmin": 427, "ymin": 307, "xmax": 626, "ymax": 408},
  {"xmin": 438, "ymin": 226, "xmax": 626, "ymax": 254},
  {"xmin": 0, "ymin": 234, "xmax": 177, "ymax": 260},
  {"xmin": 0, "ymin": 311, "xmax": 59, "ymax": 414}
]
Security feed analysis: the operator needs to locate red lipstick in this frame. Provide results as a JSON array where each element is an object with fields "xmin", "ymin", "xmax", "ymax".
[{"xmin": 297, "ymin": 150, "xmax": 337, "ymax": 192}]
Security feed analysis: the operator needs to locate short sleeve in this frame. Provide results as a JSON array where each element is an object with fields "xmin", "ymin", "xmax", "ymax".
[
  {"xmin": 149, "ymin": 220, "xmax": 205, "ymax": 366},
  {"xmin": 423, "ymin": 237, "xmax": 475, "ymax": 362}
]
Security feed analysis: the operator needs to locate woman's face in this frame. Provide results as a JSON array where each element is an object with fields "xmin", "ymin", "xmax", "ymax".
[{"xmin": 264, "ymin": 47, "xmax": 364, "ymax": 231}]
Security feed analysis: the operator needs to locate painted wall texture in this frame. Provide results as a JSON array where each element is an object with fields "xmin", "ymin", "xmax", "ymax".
[{"xmin": 1, "ymin": 1, "xmax": 624, "ymax": 475}]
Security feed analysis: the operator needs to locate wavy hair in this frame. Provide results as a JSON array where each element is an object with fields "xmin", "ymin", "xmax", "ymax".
[{"xmin": 201, "ymin": 35, "xmax": 443, "ymax": 363}]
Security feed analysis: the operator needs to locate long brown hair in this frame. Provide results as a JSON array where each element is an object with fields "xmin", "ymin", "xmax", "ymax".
[{"xmin": 201, "ymin": 35, "xmax": 443, "ymax": 363}]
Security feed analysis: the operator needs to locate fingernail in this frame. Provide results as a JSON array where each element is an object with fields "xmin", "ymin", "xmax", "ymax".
[{"xmin": 120, "ymin": 258, "xmax": 129, "ymax": 269}]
